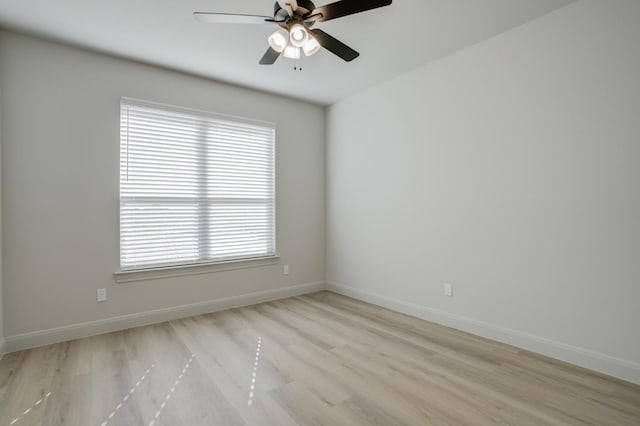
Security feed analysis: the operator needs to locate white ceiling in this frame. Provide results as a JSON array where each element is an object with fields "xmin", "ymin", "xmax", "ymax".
[{"xmin": 0, "ymin": 0, "xmax": 574, "ymax": 105}]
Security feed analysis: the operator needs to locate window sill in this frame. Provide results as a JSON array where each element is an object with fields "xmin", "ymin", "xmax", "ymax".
[{"xmin": 113, "ymin": 255, "xmax": 281, "ymax": 284}]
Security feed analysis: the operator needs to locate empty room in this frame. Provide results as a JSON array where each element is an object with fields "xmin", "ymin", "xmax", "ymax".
[{"xmin": 0, "ymin": 0, "xmax": 639, "ymax": 424}]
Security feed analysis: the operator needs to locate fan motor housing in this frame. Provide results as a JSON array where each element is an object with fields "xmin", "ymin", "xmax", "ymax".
[{"xmin": 273, "ymin": 0, "xmax": 316, "ymax": 20}]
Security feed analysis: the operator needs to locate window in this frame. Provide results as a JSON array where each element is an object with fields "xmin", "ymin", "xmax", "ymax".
[{"xmin": 119, "ymin": 98, "xmax": 275, "ymax": 271}]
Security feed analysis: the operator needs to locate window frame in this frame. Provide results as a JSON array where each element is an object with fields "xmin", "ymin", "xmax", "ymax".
[{"xmin": 116, "ymin": 97, "xmax": 278, "ymax": 279}]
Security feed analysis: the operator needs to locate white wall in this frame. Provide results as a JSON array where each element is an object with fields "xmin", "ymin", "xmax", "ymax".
[
  {"xmin": 326, "ymin": 0, "xmax": 640, "ymax": 383},
  {"xmin": 0, "ymin": 31, "xmax": 325, "ymax": 348}
]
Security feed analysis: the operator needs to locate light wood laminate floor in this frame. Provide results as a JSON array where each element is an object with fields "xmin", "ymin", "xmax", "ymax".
[{"xmin": 1, "ymin": 291, "xmax": 639, "ymax": 425}]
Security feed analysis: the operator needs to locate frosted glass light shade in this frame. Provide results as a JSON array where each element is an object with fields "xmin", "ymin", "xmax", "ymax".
[
  {"xmin": 268, "ymin": 29, "xmax": 289, "ymax": 53},
  {"xmin": 283, "ymin": 45, "xmax": 301, "ymax": 59},
  {"xmin": 303, "ymin": 36, "xmax": 321, "ymax": 56},
  {"xmin": 289, "ymin": 24, "xmax": 308, "ymax": 48}
]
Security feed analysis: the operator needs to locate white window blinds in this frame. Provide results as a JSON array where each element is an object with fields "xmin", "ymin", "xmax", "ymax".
[{"xmin": 119, "ymin": 98, "xmax": 276, "ymax": 271}]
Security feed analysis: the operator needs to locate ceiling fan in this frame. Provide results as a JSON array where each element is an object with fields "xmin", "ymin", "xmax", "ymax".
[{"xmin": 193, "ymin": 0, "xmax": 393, "ymax": 65}]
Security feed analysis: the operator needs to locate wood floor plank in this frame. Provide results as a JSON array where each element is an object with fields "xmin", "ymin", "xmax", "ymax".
[
  {"xmin": 268, "ymin": 381, "xmax": 361, "ymax": 426},
  {"xmin": 169, "ymin": 314, "xmax": 295, "ymax": 426},
  {"xmin": 301, "ymin": 293, "xmax": 501, "ymax": 372},
  {"xmin": 0, "ymin": 344, "xmax": 62, "ymax": 426},
  {"xmin": 0, "ymin": 290, "xmax": 638, "ymax": 425}
]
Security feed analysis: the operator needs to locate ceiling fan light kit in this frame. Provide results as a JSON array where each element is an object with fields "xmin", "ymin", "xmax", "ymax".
[
  {"xmin": 194, "ymin": 0, "xmax": 393, "ymax": 65},
  {"xmin": 289, "ymin": 24, "xmax": 309, "ymax": 47},
  {"xmin": 268, "ymin": 28, "xmax": 289, "ymax": 52},
  {"xmin": 269, "ymin": 23, "xmax": 319, "ymax": 58},
  {"xmin": 302, "ymin": 36, "xmax": 321, "ymax": 56},
  {"xmin": 283, "ymin": 45, "xmax": 301, "ymax": 59}
]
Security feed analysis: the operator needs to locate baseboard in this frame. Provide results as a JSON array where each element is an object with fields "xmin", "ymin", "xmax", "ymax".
[
  {"xmin": 5, "ymin": 281, "xmax": 326, "ymax": 353},
  {"xmin": 326, "ymin": 281, "xmax": 640, "ymax": 385},
  {"xmin": 0, "ymin": 337, "xmax": 5, "ymax": 360}
]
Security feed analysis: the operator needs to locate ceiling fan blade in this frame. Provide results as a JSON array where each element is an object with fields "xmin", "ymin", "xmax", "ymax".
[
  {"xmin": 309, "ymin": 29, "xmax": 359, "ymax": 61},
  {"xmin": 259, "ymin": 47, "xmax": 282, "ymax": 65},
  {"xmin": 193, "ymin": 12, "xmax": 273, "ymax": 24},
  {"xmin": 310, "ymin": 0, "xmax": 392, "ymax": 22}
]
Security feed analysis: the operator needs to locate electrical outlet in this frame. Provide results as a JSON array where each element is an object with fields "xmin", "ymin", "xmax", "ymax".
[
  {"xmin": 97, "ymin": 288, "xmax": 107, "ymax": 302},
  {"xmin": 283, "ymin": 264, "xmax": 290, "ymax": 275},
  {"xmin": 444, "ymin": 283, "xmax": 453, "ymax": 297}
]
